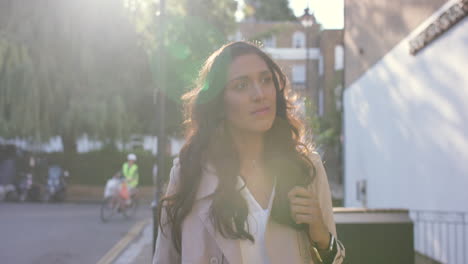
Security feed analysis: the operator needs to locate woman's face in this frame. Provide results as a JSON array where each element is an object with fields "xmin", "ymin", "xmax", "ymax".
[{"xmin": 223, "ymin": 53, "xmax": 277, "ymax": 135}]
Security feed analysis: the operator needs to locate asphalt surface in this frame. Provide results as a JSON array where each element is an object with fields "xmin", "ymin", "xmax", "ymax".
[{"xmin": 0, "ymin": 202, "xmax": 151, "ymax": 264}]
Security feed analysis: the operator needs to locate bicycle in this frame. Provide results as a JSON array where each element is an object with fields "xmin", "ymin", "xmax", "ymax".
[{"xmin": 100, "ymin": 175, "xmax": 138, "ymax": 223}]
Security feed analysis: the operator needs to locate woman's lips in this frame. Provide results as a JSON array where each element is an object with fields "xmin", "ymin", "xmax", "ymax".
[{"xmin": 251, "ymin": 107, "xmax": 270, "ymax": 115}]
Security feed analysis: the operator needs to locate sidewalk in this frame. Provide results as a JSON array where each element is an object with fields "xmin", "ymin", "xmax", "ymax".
[{"xmin": 113, "ymin": 222, "xmax": 154, "ymax": 264}]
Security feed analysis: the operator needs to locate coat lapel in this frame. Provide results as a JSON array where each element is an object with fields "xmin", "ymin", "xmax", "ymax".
[
  {"xmin": 197, "ymin": 201, "xmax": 243, "ymax": 264},
  {"xmin": 195, "ymin": 164, "xmax": 243, "ymax": 264}
]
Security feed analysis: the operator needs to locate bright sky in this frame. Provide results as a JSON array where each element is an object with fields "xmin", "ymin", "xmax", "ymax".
[
  {"xmin": 290, "ymin": 0, "xmax": 343, "ymax": 29},
  {"xmin": 236, "ymin": 0, "xmax": 344, "ymax": 29}
]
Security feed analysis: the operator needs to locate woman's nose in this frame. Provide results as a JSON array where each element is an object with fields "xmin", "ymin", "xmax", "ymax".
[{"xmin": 251, "ymin": 81, "xmax": 265, "ymax": 101}]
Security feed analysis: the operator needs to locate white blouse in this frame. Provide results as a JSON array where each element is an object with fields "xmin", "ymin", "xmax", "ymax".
[{"xmin": 238, "ymin": 177, "xmax": 276, "ymax": 264}]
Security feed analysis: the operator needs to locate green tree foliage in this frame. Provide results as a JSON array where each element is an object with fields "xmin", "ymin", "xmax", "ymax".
[
  {"xmin": 125, "ymin": 0, "xmax": 237, "ymax": 135},
  {"xmin": 0, "ymin": 1, "xmax": 149, "ymax": 148},
  {"xmin": 0, "ymin": 0, "xmax": 236, "ymax": 167},
  {"xmin": 244, "ymin": 0, "xmax": 296, "ymax": 21},
  {"xmin": 303, "ymin": 97, "xmax": 340, "ymax": 151}
]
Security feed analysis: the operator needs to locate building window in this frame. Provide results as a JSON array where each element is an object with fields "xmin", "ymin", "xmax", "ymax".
[
  {"xmin": 319, "ymin": 54, "xmax": 324, "ymax": 76},
  {"xmin": 318, "ymin": 88, "xmax": 324, "ymax": 116},
  {"xmin": 292, "ymin": 64, "xmax": 306, "ymax": 84},
  {"xmin": 292, "ymin": 31, "xmax": 305, "ymax": 48},
  {"xmin": 335, "ymin": 45, "xmax": 344, "ymax": 70},
  {"xmin": 263, "ymin": 35, "xmax": 276, "ymax": 48},
  {"xmin": 335, "ymin": 84, "xmax": 343, "ymax": 111}
]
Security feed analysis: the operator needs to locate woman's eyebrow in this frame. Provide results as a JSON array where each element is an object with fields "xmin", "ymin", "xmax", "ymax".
[
  {"xmin": 228, "ymin": 70, "xmax": 271, "ymax": 83},
  {"xmin": 228, "ymin": 75, "xmax": 248, "ymax": 83},
  {"xmin": 225, "ymin": 76, "xmax": 247, "ymax": 88}
]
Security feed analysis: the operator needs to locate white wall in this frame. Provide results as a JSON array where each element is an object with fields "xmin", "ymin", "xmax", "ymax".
[{"xmin": 343, "ymin": 17, "xmax": 468, "ymax": 211}]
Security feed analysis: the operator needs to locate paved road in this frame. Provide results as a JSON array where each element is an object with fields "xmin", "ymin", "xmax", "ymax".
[{"xmin": 0, "ymin": 202, "xmax": 151, "ymax": 264}]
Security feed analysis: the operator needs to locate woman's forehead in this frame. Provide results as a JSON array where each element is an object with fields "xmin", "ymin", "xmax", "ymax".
[{"xmin": 227, "ymin": 54, "xmax": 270, "ymax": 81}]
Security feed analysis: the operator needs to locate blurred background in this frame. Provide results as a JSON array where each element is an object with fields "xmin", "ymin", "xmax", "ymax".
[{"xmin": 0, "ymin": 0, "xmax": 466, "ymax": 263}]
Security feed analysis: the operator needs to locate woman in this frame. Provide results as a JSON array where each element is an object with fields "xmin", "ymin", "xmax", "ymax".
[{"xmin": 153, "ymin": 41, "xmax": 345, "ymax": 264}]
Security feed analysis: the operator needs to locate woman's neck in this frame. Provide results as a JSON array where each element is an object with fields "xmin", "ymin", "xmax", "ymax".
[{"xmin": 229, "ymin": 127, "xmax": 265, "ymax": 178}]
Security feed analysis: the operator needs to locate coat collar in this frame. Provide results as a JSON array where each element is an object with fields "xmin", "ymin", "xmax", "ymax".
[
  {"xmin": 195, "ymin": 162, "xmax": 219, "ymax": 200},
  {"xmin": 196, "ymin": 162, "xmax": 247, "ymax": 200}
]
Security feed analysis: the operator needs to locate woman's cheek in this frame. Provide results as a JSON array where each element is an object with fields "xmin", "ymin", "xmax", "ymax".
[{"xmin": 225, "ymin": 92, "xmax": 248, "ymax": 126}]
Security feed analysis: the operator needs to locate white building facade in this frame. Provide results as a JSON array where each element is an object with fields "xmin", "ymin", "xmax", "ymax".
[{"xmin": 343, "ymin": 1, "xmax": 468, "ymax": 262}]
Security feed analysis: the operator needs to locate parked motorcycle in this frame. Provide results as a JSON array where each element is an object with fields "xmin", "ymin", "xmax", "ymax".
[
  {"xmin": 0, "ymin": 158, "xmax": 19, "ymax": 202},
  {"xmin": 18, "ymin": 172, "xmax": 42, "ymax": 202},
  {"xmin": 0, "ymin": 145, "xmax": 20, "ymax": 202},
  {"xmin": 42, "ymin": 165, "xmax": 68, "ymax": 202}
]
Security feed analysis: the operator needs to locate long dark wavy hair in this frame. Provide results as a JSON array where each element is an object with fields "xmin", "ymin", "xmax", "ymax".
[{"xmin": 159, "ymin": 41, "xmax": 316, "ymax": 253}]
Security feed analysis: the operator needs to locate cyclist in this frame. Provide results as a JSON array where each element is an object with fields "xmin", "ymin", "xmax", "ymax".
[{"xmin": 122, "ymin": 153, "xmax": 139, "ymax": 203}]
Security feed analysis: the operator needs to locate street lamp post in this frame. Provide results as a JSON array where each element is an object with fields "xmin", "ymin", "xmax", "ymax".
[
  {"xmin": 301, "ymin": 8, "xmax": 314, "ymax": 100},
  {"xmin": 153, "ymin": 0, "xmax": 166, "ymax": 255}
]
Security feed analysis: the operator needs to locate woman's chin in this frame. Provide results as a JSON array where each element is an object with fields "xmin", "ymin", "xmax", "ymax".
[
  {"xmin": 249, "ymin": 121, "xmax": 275, "ymax": 133},
  {"xmin": 229, "ymin": 118, "xmax": 275, "ymax": 135}
]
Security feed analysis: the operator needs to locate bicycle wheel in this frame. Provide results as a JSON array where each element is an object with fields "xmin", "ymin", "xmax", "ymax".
[
  {"xmin": 123, "ymin": 197, "xmax": 138, "ymax": 219},
  {"xmin": 100, "ymin": 197, "xmax": 116, "ymax": 222}
]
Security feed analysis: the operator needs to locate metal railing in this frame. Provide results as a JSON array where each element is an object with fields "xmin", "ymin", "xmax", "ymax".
[{"xmin": 410, "ymin": 210, "xmax": 468, "ymax": 264}]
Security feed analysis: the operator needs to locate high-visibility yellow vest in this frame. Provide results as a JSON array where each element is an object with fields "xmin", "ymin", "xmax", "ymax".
[{"xmin": 122, "ymin": 162, "xmax": 139, "ymax": 188}]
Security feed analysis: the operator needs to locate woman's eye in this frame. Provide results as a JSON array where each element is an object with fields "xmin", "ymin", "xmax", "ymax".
[
  {"xmin": 234, "ymin": 81, "xmax": 248, "ymax": 90},
  {"xmin": 261, "ymin": 76, "xmax": 272, "ymax": 84}
]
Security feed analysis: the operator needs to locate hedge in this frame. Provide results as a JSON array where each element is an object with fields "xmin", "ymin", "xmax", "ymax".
[{"xmin": 45, "ymin": 148, "xmax": 174, "ymax": 186}]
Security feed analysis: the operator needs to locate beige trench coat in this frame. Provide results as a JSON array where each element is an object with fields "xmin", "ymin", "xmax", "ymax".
[{"xmin": 153, "ymin": 152, "xmax": 345, "ymax": 264}]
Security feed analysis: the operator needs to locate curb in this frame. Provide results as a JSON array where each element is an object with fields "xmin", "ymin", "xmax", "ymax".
[
  {"xmin": 66, "ymin": 199, "xmax": 103, "ymax": 204},
  {"xmin": 96, "ymin": 218, "xmax": 151, "ymax": 264}
]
